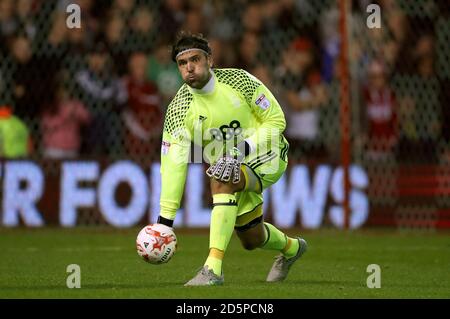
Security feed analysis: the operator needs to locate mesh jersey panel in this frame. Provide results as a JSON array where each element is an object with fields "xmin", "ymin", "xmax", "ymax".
[
  {"xmin": 163, "ymin": 68, "xmax": 261, "ymax": 138},
  {"xmin": 163, "ymin": 84, "xmax": 193, "ymax": 136},
  {"xmin": 214, "ymin": 68, "xmax": 262, "ymax": 105}
]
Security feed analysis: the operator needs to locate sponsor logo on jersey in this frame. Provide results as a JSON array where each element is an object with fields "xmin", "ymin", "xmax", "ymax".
[
  {"xmin": 161, "ymin": 141, "xmax": 171, "ymax": 155},
  {"xmin": 255, "ymin": 93, "xmax": 270, "ymax": 110},
  {"xmin": 210, "ymin": 120, "xmax": 242, "ymax": 141}
]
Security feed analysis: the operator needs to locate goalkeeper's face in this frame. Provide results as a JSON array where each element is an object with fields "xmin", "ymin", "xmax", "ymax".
[{"xmin": 176, "ymin": 50, "xmax": 212, "ymax": 89}]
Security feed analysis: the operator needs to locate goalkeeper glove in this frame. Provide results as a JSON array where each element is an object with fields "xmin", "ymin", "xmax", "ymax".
[{"xmin": 206, "ymin": 141, "xmax": 250, "ymax": 184}]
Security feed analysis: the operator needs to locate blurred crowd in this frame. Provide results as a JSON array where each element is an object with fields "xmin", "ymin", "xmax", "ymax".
[{"xmin": 0, "ymin": 0, "xmax": 449, "ymax": 165}]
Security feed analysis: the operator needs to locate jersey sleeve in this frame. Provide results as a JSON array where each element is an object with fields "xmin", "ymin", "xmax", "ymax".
[
  {"xmin": 246, "ymin": 78, "xmax": 286, "ymax": 153},
  {"xmin": 159, "ymin": 85, "xmax": 193, "ymax": 221}
]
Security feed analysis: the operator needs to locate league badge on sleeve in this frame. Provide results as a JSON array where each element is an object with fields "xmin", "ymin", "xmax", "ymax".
[
  {"xmin": 255, "ymin": 93, "xmax": 271, "ymax": 110},
  {"xmin": 161, "ymin": 141, "xmax": 171, "ymax": 155}
]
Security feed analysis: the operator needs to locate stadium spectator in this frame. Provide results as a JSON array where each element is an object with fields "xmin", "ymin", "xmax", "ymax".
[
  {"xmin": 0, "ymin": 52, "xmax": 12, "ymax": 106},
  {"xmin": 277, "ymin": 37, "xmax": 328, "ymax": 161},
  {"xmin": 61, "ymin": 18, "xmax": 93, "ymax": 84},
  {"xmin": 0, "ymin": 105, "xmax": 31, "ymax": 158},
  {"xmin": 319, "ymin": 1, "xmax": 366, "ymax": 83},
  {"xmin": 275, "ymin": 0, "xmax": 305, "ymax": 32},
  {"xmin": 123, "ymin": 52, "xmax": 163, "ymax": 162},
  {"xmin": 9, "ymin": 35, "xmax": 57, "ymax": 128},
  {"xmin": 181, "ymin": 10, "xmax": 206, "ymax": 36},
  {"xmin": 383, "ymin": 9, "xmax": 409, "ymax": 69},
  {"xmin": 40, "ymin": 12, "xmax": 67, "ymax": 60},
  {"xmin": 208, "ymin": 37, "xmax": 235, "ymax": 68},
  {"xmin": 319, "ymin": 4, "xmax": 341, "ymax": 83},
  {"xmin": 41, "ymin": 77, "xmax": 91, "ymax": 159},
  {"xmin": 158, "ymin": 0, "xmax": 186, "ymax": 41},
  {"xmin": 110, "ymin": 0, "xmax": 136, "ymax": 25},
  {"xmin": 361, "ymin": 59, "xmax": 398, "ymax": 160},
  {"xmin": 74, "ymin": 40, "xmax": 127, "ymax": 156},
  {"xmin": 104, "ymin": 13, "xmax": 129, "ymax": 76},
  {"xmin": 205, "ymin": 1, "xmax": 236, "ymax": 42},
  {"xmin": 66, "ymin": 15, "xmax": 92, "ymax": 53},
  {"xmin": 257, "ymin": 0, "xmax": 290, "ymax": 65},
  {"xmin": 146, "ymin": 39, "xmax": 183, "ymax": 108},
  {"xmin": 15, "ymin": 0, "xmax": 37, "ymax": 41},
  {"xmin": 235, "ymin": 31, "xmax": 261, "ymax": 71},
  {"xmin": 395, "ymin": 34, "xmax": 441, "ymax": 163},
  {"xmin": 260, "ymin": 0, "xmax": 283, "ymax": 32},
  {"xmin": 127, "ymin": 6, "xmax": 156, "ymax": 53},
  {"xmin": 0, "ymin": 0, "xmax": 18, "ymax": 49},
  {"xmin": 240, "ymin": 2, "xmax": 263, "ymax": 35}
]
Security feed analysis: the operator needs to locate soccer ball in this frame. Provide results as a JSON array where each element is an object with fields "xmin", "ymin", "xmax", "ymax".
[{"xmin": 136, "ymin": 224, "xmax": 177, "ymax": 264}]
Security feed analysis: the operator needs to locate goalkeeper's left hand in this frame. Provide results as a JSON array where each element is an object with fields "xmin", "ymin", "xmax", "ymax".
[{"xmin": 206, "ymin": 142, "xmax": 248, "ymax": 184}]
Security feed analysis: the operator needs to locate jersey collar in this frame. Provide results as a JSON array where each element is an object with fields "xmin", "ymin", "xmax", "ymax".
[{"xmin": 190, "ymin": 69, "xmax": 215, "ymax": 94}]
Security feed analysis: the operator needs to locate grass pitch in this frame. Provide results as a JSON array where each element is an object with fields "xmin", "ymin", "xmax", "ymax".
[{"xmin": 0, "ymin": 227, "xmax": 449, "ymax": 298}]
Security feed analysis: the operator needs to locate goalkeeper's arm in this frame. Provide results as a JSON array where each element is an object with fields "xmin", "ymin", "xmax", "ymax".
[
  {"xmin": 244, "ymin": 81, "xmax": 286, "ymax": 156},
  {"xmin": 158, "ymin": 130, "xmax": 190, "ymax": 227}
]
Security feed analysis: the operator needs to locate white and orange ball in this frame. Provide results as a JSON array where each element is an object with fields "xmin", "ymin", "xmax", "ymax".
[{"xmin": 136, "ymin": 224, "xmax": 177, "ymax": 264}]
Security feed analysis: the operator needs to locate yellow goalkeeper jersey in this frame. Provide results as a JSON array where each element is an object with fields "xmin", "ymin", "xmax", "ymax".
[{"xmin": 160, "ymin": 68, "xmax": 288, "ymax": 217}]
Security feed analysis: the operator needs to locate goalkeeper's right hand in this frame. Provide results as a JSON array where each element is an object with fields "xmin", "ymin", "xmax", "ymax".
[
  {"xmin": 206, "ymin": 145, "xmax": 246, "ymax": 184},
  {"xmin": 206, "ymin": 154, "xmax": 241, "ymax": 184}
]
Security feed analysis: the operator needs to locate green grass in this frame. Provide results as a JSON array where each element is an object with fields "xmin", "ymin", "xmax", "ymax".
[{"xmin": 0, "ymin": 227, "xmax": 449, "ymax": 298}]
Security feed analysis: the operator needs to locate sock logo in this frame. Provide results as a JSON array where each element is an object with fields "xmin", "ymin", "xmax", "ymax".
[{"xmin": 213, "ymin": 198, "xmax": 238, "ymax": 207}]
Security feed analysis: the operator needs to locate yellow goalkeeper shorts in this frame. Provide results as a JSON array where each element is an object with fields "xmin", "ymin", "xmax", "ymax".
[{"xmin": 234, "ymin": 148, "xmax": 288, "ymax": 228}]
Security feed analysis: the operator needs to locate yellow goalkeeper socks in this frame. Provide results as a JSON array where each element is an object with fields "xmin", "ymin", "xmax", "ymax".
[
  {"xmin": 204, "ymin": 193, "xmax": 238, "ymax": 276},
  {"xmin": 260, "ymin": 222, "xmax": 299, "ymax": 259},
  {"xmin": 205, "ymin": 248, "xmax": 224, "ymax": 277}
]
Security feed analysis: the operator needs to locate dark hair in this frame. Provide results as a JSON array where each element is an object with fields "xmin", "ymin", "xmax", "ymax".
[{"xmin": 171, "ymin": 32, "xmax": 211, "ymax": 62}]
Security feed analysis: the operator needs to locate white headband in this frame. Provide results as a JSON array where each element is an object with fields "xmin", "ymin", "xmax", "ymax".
[{"xmin": 175, "ymin": 48, "xmax": 209, "ymax": 59}]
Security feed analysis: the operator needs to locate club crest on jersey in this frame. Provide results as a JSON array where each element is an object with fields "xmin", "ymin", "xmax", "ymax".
[
  {"xmin": 231, "ymin": 95, "xmax": 241, "ymax": 107},
  {"xmin": 255, "ymin": 94, "xmax": 270, "ymax": 110},
  {"xmin": 161, "ymin": 141, "xmax": 171, "ymax": 155}
]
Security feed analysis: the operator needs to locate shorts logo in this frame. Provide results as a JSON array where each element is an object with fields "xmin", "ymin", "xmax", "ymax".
[
  {"xmin": 255, "ymin": 94, "xmax": 270, "ymax": 110},
  {"xmin": 161, "ymin": 141, "xmax": 171, "ymax": 155}
]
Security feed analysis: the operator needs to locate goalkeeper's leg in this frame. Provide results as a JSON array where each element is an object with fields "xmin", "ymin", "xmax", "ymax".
[
  {"xmin": 235, "ymin": 162, "xmax": 301, "ymax": 257},
  {"xmin": 235, "ymin": 158, "xmax": 307, "ymax": 282},
  {"xmin": 235, "ymin": 208, "xmax": 307, "ymax": 282},
  {"xmin": 204, "ymin": 175, "xmax": 245, "ymax": 275},
  {"xmin": 185, "ymin": 171, "xmax": 246, "ymax": 286},
  {"xmin": 235, "ymin": 206, "xmax": 301, "ymax": 259}
]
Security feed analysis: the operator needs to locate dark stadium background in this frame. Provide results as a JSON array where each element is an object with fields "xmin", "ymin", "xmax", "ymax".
[
  {"xmin": 0, "ymin": 0, "xmax": 449, "ymax": 300},
  {"xmin": 1, "ymin": 0, "xmax": 449, "ymax": 229}
]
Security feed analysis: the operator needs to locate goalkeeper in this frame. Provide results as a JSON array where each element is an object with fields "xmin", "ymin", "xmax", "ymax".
[{"xmin": 157, "ymin": 32, "xmax": 307, "ymax": 286}]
